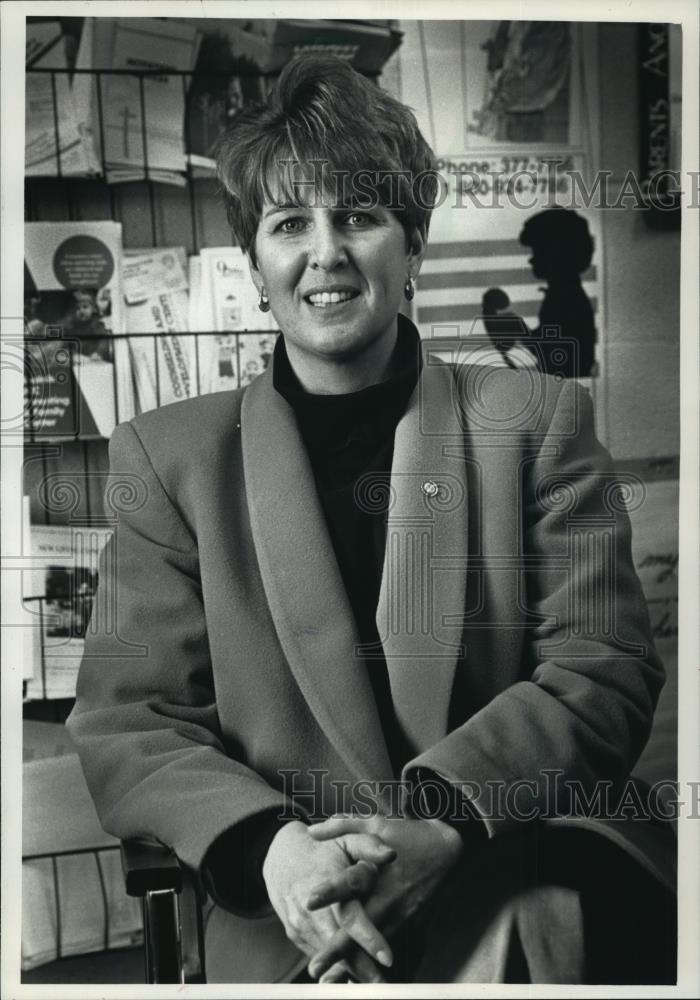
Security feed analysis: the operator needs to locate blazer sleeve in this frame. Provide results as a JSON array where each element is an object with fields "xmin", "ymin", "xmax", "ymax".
[
  {"xmin": 402, "ymin": 379, "xmax": 665, "ymax": 835},
  {"xmin": 67, "ymin": 421, "xmax": 297, "ymax": 913}
]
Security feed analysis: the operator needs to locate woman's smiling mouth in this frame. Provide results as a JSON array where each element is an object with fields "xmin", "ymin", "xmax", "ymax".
[{"xmin": 304, "ymin": 289, "xmax": 361, "ymax": 308}]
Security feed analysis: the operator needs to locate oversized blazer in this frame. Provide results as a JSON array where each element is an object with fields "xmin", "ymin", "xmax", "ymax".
[{"xmin": 68, "ymin": 345, "xmax": 675, "ymax": 982}]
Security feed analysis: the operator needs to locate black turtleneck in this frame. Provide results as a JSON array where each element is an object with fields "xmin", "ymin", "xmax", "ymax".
[{"xmin": 273, "ymin": 315, "xmax": 422, "ymax": 777}]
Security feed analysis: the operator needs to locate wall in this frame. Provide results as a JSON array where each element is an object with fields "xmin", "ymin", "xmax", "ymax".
[
  {"xmin": 594, "ymin": 23, "xmax": 679, "ymax": 785},
  {"xmin": 597, "ymin": 23, "xmax": 680, "ymax": 462}
]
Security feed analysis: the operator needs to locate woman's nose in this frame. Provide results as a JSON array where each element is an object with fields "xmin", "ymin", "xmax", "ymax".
[{"xmin": 308, "ymin": 218, "xmax": 348, "ymax": 271}]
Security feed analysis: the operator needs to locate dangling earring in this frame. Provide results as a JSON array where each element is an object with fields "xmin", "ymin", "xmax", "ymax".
[
  {"xmin": 258, "ymin": 289, "xmax": 270, "ymax": 313},
  {"xmin": 404, "ymin": 275, "xmax": 415, "ymax": 301}
]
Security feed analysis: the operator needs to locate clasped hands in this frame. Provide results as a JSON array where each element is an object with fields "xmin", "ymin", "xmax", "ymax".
[{"xmin": 262, "ymin": 813, "xmax": 463, "ymax": 983}]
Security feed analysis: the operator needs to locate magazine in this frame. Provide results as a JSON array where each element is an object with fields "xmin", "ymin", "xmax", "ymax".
[
  {"xmin": 23, "ymin": 522, "xmax": 112, "ymax": 701},
  {"xmin": 123, "ymin": 246, "xmax": 188, "ymax": 304},
  {"xmin": 71, "ymin": 16, "xmax": 102, "ymax": 175},
  {"xmin": 185, "ymin": 28, "xmax": 265, "ymax": 173},
  {"xmin": 199, "ymin": 246, "xmax": 275, "ymax": 332},
  {"xmin": 197, "ymin": 247, "xmax": 277, "ymax": 392},
  {"xmin": 24, "ymin": 221, "xmax": 134, "ymax": 434},
  {"xmin": 183, "ymin": 18, "xmax": 402, "ymax": 75},
  {"xmin": 250, "ymin": 19, "xmax": 402, "ymax": 73},
  {"xmin": 123, "ymin": 247, "xmax": 196, "ymax": 412},
  {"xmin": 238, "ymin": 332, "xmax": 277, "ymax": 386},
  {"xmin": 25, "ymin": 21, "xmax": 96, "ymax": 177},
  {"xmin": 187, "ymin": 254, "xmax": 203, "ymax": 333},
  {"xmin": 82, "ymin": 18, "xmax": 201, "ymax": 185},
  {"xmin": 26, "ymin": 19, "xmax": 63, "ymax": 66}
]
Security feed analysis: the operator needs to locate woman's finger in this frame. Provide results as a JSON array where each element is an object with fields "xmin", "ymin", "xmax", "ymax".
[
  {"xmin": 347, "ymin": 945, "xmax": 388, "ymax": 984},
  {"xmin": 333, "ymin": 898, "xmax": 393, "ymax": 968},
  {"xmin": 309, "ymin": 904, "xmax": 403, "ymax": 977},
  {"xmin": 317, "ymin": 948, "xmax": 386, "ymax": 984},
  {"xmin": 307, "ymin": 889, "xmax": 392, "ymax": 967},
  {"xmin": 308, "ymin": 929, "xmax": 357, "ymax": 980},
  {"xmin": 308, "ymin": 816, "xmax": 364, "ymax": 839},
  {"xmin": 339, "ymin": 832, "xmax": 396, "ymax": 865},
  {"xmin": 306, "ymin": 834, "xmax": 395, "ymax": 910},
  {"xmin": 307, "ymin": 859, "xmax": 378, "ymax": 910},
  {"xmin": 318, "ymin": 960, "xmax": 353, "ymax": 984},
  {"xmin": 288, "ymin": 888, "xmax": 340, "ymax": 955}
]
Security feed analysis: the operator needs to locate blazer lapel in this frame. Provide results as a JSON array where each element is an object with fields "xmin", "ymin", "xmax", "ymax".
[
  {"xmin": 241, "ymin": 366, "xmax": 394, "ymax": 785},
  {"xmin": 375, "ymin": 355, "xmax": 469, "ymax": 756}
]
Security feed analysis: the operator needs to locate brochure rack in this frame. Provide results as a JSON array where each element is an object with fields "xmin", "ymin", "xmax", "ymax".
[{"xmin": 24, "ymin": 65, "xmax": 276, "ymax": 711}]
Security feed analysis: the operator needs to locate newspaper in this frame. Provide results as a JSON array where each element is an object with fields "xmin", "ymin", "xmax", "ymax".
[
  {"xmin": 22, "ymin": 748, "xmax": 141, "ymax": 968},
  {"xmin": 22, "ymin": 848, "xmax": 142, "ymax": 969},
  {"xmin": 23, "ymin": 523, "xmax": 112, "ymax": 701}
]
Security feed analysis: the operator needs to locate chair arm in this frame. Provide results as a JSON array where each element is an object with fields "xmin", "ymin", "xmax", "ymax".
[{"xmin": 120, "ymin": 838, "xmax": 183, "ymax": 896}]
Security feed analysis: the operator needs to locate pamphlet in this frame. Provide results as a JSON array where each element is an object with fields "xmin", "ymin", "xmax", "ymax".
[{"xmin": 24, "ymin": 221, "xmax": 133, "ymax": 434}]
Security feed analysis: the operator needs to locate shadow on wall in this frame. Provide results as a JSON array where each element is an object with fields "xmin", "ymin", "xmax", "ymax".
[{"xmin": 482, "ymin": 208, "xmax": 597, "ymax": 378}]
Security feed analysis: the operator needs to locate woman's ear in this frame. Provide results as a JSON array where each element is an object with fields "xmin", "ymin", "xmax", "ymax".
[
  {"xmin": 406, "ymin": 227, "xmax": 427, "ymax": 278},
  {"xmin": 246, "ymin": 250, "xmax": 263, "ymax": 294}
]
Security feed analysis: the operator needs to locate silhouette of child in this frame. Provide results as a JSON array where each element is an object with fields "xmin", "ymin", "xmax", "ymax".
[
  {"xmin": 521, "ymin": 208, "xmax": 597, "ymax": 377},
  {"xmin": 481, "ymin": 287, "xmax": 535, "ymax": 369},
  {"xmin": 484, "ymin": 209, "xmax": 598, "ymax": 378}
]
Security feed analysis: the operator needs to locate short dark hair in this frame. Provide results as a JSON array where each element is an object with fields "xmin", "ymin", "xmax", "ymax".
[{"xmin": 216, "ymin": 55, "xmax": 437, "ymax": 262}]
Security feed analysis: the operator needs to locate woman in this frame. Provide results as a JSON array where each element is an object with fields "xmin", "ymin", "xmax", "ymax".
[{"xmin": 68, "ymin": 55, "xmax": 675, "ymax": 984}]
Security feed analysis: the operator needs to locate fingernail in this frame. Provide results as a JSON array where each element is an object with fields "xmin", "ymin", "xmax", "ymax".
[{"xmin": 377, "ymin": 948, "xmax": 393, "ymax": 967}]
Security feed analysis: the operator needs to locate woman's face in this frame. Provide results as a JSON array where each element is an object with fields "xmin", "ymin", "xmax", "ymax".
[{"xmin": 249, "ymin": 198, "xmax": 422, "ymax": 368}]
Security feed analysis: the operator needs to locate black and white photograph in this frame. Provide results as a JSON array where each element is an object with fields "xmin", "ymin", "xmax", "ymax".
[{"xmin": 1, "ymin": 0, "xmax": 698, "ymax": 995}]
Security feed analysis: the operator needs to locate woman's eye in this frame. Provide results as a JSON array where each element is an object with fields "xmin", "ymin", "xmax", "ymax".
[
  {"xmin": 277, "ymin": 218, "xmax": 305, "ymax": 234},
  {"xmin": 345, "ymin": 212, "xmax": 372, "ymax": 227}
]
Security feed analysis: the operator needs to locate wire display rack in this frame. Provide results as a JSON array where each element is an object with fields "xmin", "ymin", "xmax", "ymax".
[
  {"xmin": 23, "ymin": 62, "xmax": 282, "ymax": 709},
  {"xmin": 25, "ymin": 64, "xmax": 283, "ymax": 446},
  {"xmin": 24, "ymin": 66, "xmax": 276, "ymax": 246},
  {"xmin": 24, "ymin": 327, "xmax": 278, "ymax": 440}
]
